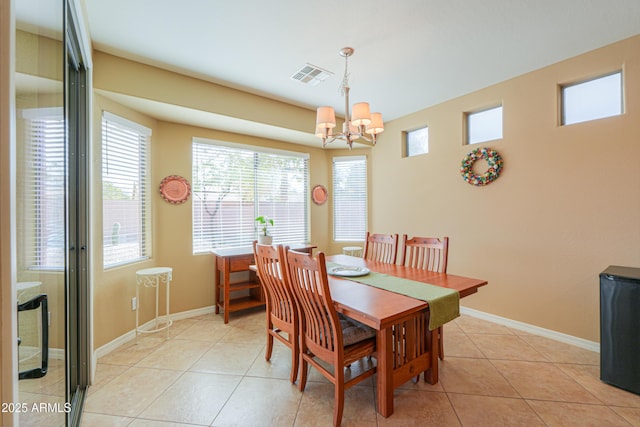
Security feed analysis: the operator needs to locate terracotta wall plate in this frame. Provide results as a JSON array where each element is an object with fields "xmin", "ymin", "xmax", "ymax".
[
  {"xmin": 312, "ymin": 184, "xmax": 328, "ymax": 205},
  {"xmin": 159, "ymin": 175, "xmax": 191, "ymax": 204}
]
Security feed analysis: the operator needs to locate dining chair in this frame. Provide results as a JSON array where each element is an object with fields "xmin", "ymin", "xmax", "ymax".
[
  {"xmin": 400, "ymin": 235, "xmax": 449, "ymax": 360},
  {"xmin": 362, "ymin": 232, "xmax": 399, "ymax": 264},
  {"xmin": 284, "ymin": 249, "xmax": 377, "ymax": 427},
  {"xmin": 252, "ymin": 242, "xmax": 299, "ymax": 383}
]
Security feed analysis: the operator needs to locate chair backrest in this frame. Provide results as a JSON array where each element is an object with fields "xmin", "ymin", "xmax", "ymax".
[
  {"xmin": 363, "ymin": 232, "xmax": 399, "ymax": 264},
  {"xmin": 400, "ymin": 235, "xmax": 449, "ymax": 273},
  {"xmin": 253, "ymin": 242, "xmax": 296, "ymax": 324},
  {"xmin": 284, "ymin": 250, "xmax": 342, "ymax": 361}
]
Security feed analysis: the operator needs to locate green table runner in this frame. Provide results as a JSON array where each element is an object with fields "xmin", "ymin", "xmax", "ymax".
[{"xmin": 327, "ymin": 262, "xmax": 460, "ymax": 330}]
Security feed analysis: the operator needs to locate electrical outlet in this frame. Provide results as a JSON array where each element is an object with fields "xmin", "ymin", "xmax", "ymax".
[{"xmin": 131, "ymin": 297, "xmax": 137, "ymax": 311}]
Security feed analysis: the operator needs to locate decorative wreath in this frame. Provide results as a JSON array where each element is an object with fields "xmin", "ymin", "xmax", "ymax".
[{"xmin": 460, "ymin": 147, "xmax": 504, "ymax": 186}]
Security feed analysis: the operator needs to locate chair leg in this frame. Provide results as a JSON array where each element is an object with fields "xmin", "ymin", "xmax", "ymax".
[
  {"xmin": 438, "ymin": 326, "xmax": 444, "ymax": 360},
  {"xmin": 298, "ymin": 353, "xmax": 308, "ymax": 392},
  {"xmin": 265, "ymin": 331, "xmax": 274, "ymax": 361},
  {"xmin": 290, "ymin": 335, "xmax": 299, "ymax": 384},
  {"xmin": 333, "ymin": 373, "xmax": 345, "ymax": 427}
]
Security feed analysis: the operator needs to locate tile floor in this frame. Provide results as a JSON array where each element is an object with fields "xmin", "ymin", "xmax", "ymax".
[
  {"xmin": 79, "ymin": 309, "xmax": 640, "ymax": 427},
  {"xmin": 18, "ymin": 357, "xmax": 67, "ymax": 427}
]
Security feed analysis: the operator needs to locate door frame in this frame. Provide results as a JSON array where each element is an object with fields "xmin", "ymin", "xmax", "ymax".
[
  {"xmin": 64, "ymin": 0, "xmax": 93, "ymax": 422},
  {"xmin": 1, "ymin": 0, "xmax": 18, "ymax": 425}
]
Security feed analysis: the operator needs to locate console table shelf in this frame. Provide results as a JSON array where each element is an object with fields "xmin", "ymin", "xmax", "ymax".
[{"xmin": 213, "ymin": 244, "xmax": 315, "ymax": 323}]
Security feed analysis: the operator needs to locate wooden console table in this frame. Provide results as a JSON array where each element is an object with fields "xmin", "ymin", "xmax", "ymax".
[{"xmin": 213, "ymin": 244, "xmax": 315, "ymax": 323}]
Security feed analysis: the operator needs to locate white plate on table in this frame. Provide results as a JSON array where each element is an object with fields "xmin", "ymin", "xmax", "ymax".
[{"xmin": 328, "ymin": 266, "xmax": 370, "ymax": 277}]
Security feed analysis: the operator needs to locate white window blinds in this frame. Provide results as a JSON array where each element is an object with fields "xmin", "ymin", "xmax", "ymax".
[
  {"xmin": 21, "ymin": 108, "xmax": 65, "ymax": 269},
  {"xmin": 192, "ymin": 139, "xmax": 309, "ymax": 252},
  {"xmin": 333, "ymin": 156, "xmax": 367, "ymax": 241},
  {"xmin": 102, "ymin": 112, "xmax": 151, "ymax": 268}
]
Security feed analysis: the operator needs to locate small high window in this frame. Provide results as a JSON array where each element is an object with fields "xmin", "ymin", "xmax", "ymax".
[
  {"xmin": 562, "ymin": 71, "xmax": 622, "ymax": 125},
  {"xmin": 466, "ymin": 106, "xmax": 503, "ymax": 145},
  {"xmin": 404, "ymin": 126, "xmax": 429, "ymax": 157}
]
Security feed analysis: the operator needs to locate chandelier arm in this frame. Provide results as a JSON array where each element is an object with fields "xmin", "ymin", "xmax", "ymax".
[
  {"xmin": 356, "ymin": 133, "xmax": 373, "ymax": 143},
  {"xmin": 325, "ymin": 135, "xmax": 344, "ymax": 145},
  {"xmin": 326, "ymin": 132, "xmax": 374, "ymax": 144}
]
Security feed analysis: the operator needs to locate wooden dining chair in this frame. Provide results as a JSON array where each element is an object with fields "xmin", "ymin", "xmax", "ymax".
[
  {"xmin": 284, "ymin": 249, "xmax": 377, "ymax": 427},
  {"xmin": 400, "ymin": 235, "xmax": 449, "ymax": 360},
  {"xmin": 252, "ymin": 242, "xmax": 299, "ymax": 383},
  {"xmin": 362, "ymin": 232, "xmax": 399, "ymax": 264}
]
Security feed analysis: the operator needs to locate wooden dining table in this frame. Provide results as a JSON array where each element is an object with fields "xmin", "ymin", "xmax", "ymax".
[{"xmin": 326, "ymin": 254, "xmax": 488, "ymax": 418}]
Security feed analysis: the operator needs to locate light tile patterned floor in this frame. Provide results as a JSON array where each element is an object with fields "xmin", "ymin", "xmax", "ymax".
[
  {"xmin": 80, "ymin": 310, "xmax": 640, "ymax": 427},
  {"xmin": 18, "ymin": 357, "xmax": 67, "ymax": 427}
]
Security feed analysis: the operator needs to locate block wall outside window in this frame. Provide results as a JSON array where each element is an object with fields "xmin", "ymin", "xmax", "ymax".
[{"xmin": 191, "ymin": 138, "xmax": 310, "ymax": 252}]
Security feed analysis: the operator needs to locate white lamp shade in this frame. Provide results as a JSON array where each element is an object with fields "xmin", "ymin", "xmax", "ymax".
[
  {"xmin": 365, "ymin": 112, "xmax": 384, "ymax": 134},
  {"xmin": 316, "ymin": 106, "xmax": 336, "ymax": 128},
  {"xmin": 351, "ymin": 102, "xmax": 371, "ymax": 126}
]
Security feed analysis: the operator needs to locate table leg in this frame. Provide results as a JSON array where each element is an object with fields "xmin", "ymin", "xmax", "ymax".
[
  {"xmin": 214, "ymin": 255, "xmax": 220, "ymax": 314},
  {"xmin": 376, "ymin": 326, "xmax": 394, "ymax": 417},
  {"xmin": 223, "ymin": 260, "xmax": 230, "ymax": 324},
  {"xmin": 424, "ymin": 328, "xmax": 439, "ymax": 384}
]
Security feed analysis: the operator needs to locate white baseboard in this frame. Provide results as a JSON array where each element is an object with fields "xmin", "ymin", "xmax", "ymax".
[
  {"xmin": 49, "ymin": 347, "xmax": 65, "ymax": 360},
  {"xmin": 460, "ymin": 306, "xmax": 600, "ymax": 353},
  {"xmin": 19, "ymin": 346, "xmax": 64, "ymax": 361},
  {"xmin": 167, "ymin": 305, "xmax": 216, "ymax": 322},
  {"xmin": 30, "ymin": 347, "xmax": 64, "ymax": 360},
  {"xmin": 92, "ymin": 305, "xmax": 216, "ymax": 370}
]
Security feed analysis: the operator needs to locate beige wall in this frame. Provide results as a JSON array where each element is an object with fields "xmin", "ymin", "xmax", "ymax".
[
  {"xmin": 370, "ymin": 35, "xmax": 640, "ymax": 342},
  {"xmin": 93, "ymin": 51, "xmax": 315, "ymax": 134}
]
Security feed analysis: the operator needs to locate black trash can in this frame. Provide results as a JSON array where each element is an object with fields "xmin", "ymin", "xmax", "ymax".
[{"xmin": 600, "ymin": 265, "xmax": 640, "ymax": 395}]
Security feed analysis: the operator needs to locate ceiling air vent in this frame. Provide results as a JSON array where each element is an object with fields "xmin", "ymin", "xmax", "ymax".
[{"xmin": 290, "ymin": 63, "xmax": 333, "ymax": 86}]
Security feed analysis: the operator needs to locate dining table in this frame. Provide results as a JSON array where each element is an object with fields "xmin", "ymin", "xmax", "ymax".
[{"xmin": 326, "ymin": 254, "xmax": 488, "ymax": 418}]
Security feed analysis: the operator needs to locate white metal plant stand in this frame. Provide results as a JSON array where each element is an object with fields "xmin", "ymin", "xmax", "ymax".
[{"xmin": 135, "ymin": 267, "xmax": 173, "ymax": 340}]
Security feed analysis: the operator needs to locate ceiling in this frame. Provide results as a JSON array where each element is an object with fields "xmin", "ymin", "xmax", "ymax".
[{"xmin": 17, "ymin": 1, "xmax": 640, "ymax": 147}]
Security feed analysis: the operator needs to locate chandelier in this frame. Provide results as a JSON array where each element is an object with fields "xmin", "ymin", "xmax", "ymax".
[{"xmin": 315, "ymin": 47, "xmax": 384, "ymax": 149}]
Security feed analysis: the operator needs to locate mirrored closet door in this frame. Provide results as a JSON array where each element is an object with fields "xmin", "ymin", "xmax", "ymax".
[{"xmin": 15, "ymin": 0, "xmax": 89, "ymax": 425}]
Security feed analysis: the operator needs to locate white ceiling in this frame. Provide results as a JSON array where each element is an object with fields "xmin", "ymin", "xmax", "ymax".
[{"xmin": 18, "ymin": 1, "xmax": 640, "ymax": 146}]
